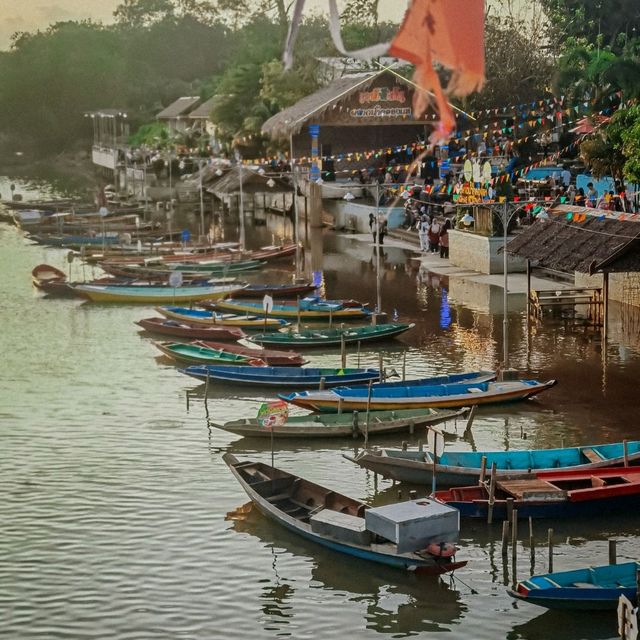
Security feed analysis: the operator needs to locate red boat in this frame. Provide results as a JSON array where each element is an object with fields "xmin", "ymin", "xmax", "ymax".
[
  {"xmin": 193, "ymin": 341, "xmax": 306, "ymax": 366},
  {"xmin": 31, "ymin": 263, "xmax": 66, "ymax": 289},
  {"xmin": 435, "ymin": 467, "xmax": 640, "ymax": 520},
  {"xmin": 101, "ymin": 244, "xmax": 296, "ymax": 268},
  {"xmin": 136, "ymin": 317, "xmax": 246, "ymax": 341}
]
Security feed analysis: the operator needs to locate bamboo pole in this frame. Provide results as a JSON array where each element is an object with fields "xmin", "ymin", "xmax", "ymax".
[
  {"xmin": 529, "ymin": 517, "xmax": 535, "ymax": 568},
  {"xmin": 341, "ymin": 334, "xmax": 346, "ymax": 369},
  {"xmin": 501, "ymin": 520, "xmax": 509, "ymax": 558},
  {"xmin": 547, "ymin": 528, "xmax": 554, "ymax": 573},
  {"xmin": 511, "ymin": 508, "xmax": 518, "ymax": 588},
  {"xmin": 624, "ymin": 440, "xmax": 629, "ymax": 467},
  {"xmin": 364, "ymin": 380, "xmax": 372, "ymax": 448},
  {"xmin": 487, "ymin": 462, "xmax": 497, "ymax": 524},
  {"xmin": 356, "ymin": 340, "xmax": 361, "ymax": 368},
  {"xmin": 609, "ymin": 538, "xmax": 617, "ymax": 565},
  {"xmin": 479, "ymin": 455, "xmax": 487, "ymax": 485}
]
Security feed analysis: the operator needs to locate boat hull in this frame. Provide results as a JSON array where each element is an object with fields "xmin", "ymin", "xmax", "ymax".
[
  {"xmin": 249, "ymin": 323, "xmax": 414, "ymax": 347},
  {"xmin": 283, "ymin": 380, "xmax": 557, "ymax": 412},
  {"xmin": 75, "ymin": 284, "xmax": 241, "ymax": 303},
  {"xmin": 136, "ymin": 317, "xmax": 245, "ymax": 341},
  {"xmin": 213, "ymin": 299, "xmax": 370, "ymax": 320},
  {"xmin": 180, "ymin": 365, "xmax": 381, "ymax": 388},
  {"xmin": 157, "ymin": 306, "xmax": 288, "ymax": 330},
  {"xmin": 212, "ymin": 408, "xmax": 467, "ymax": 438}
]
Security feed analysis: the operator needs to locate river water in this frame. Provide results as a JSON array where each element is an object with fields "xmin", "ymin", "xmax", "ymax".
[{"xmin": 2, "ymin": 177, "xmax": 640, "ymax": 640}]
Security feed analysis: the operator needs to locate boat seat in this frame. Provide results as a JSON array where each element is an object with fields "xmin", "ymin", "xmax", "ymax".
[
  {"xmin": 582, "ymin": 448, "xmax": 603, "ymax": 464},
  {"xmin": 266, "ymin": 492, "xmax": 292, "ymax": 503},
  {"xmin": 572, "ymin": 582, "xmax": 602, "ymax": 588},
  {"xmin": 541, "ymin": 577, "xmax": 562, "ymax": 587}
]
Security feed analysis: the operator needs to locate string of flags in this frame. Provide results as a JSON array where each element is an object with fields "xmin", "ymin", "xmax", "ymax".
[{"xmin": 240, "ymin": 95, "xmax": 621, "ymax": 169}]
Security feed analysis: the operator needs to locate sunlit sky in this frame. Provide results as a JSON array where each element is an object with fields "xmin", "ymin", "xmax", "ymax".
[{"xmin": 0, "ymin": 1, "xmax": 409, "ymax": 50}]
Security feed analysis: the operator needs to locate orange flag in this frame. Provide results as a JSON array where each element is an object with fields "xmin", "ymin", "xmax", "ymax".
[{"xmin": 389, "ymin": 0, "xmax": 485, "ymax": 142}]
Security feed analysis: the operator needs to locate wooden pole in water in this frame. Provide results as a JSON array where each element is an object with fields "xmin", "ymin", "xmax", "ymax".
[
  {"xmin": 319, "ymin": 376, "xmax": 326, "ymax": 390},
  {"xmin": 364, "ymin": 380, "xmax": 373, "ymax": 449},
  {"xmin": 487, "ymin": 462, "xmax": 497, "ymax": 524},
  {"xmin": 511, "ymin": 508, "xmax": 518, "ymax": 588},
  {"xmin": 296, "ymin": 295, "xmax": 301, "ymax": 332},
  {"xmin": 356, "ymin": 340, "xmax": 361, "ymax": 368},
  {"xmin": 479, "ymin": 455, "xmax": 487, "ymax": 485},
  {"xmin": 547, "ymin": 528, "xmax": 553, "ymax": 573},
  {"xmin": 431, "ymin": 430, "xmax": 438, "ymax": 496},
  {"xmin": 506, "ymin": 497, "xmax": 514, "ymax": 524},
  {"xmin": 501, "ymin": 520, "xmax": 509, "ymax": 558},
  {"xmin": 341, "ymin": 334, "xmax": 346, "ymax": 369},
  {"xmin": 609, "ymin": 538, "xmax": 617, "ymax": 565},
  {"xmin": 402, "ymin": 351, "xmax": 407, "ymax": 381},
  {"xmin": 624, "ymin": 440, "xmax": 629, "ymax": 467},
  {"xmin": 351, "ymin": 411, "xmax": 359, "ymax": 439},
  {"xmin": 378, "ymin": 352, "xmax": 384, "ymax": 382},
  {"xmin": 329, "ymin": 308, "xmax": 333, "ymax": 328},
  {"xmin": 529, "ymin": 517, "xmax": 535, "ymax": 567},
  {"xmin": 270, "ymin": 425, "xmax": 275, "ymax": 468}
]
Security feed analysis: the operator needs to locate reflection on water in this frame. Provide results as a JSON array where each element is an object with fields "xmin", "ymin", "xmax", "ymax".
[
  {"xmin": 231, "ymin": 506, "xmax": 466, "ymax": 638},
  {"xmin": 3, "ymin": 175, "xmax": 639, "ymax": 639}
]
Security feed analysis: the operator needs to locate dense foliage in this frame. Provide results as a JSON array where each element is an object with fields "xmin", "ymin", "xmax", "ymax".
[{"xmin": 0, "ymin": 0, "xmax": 639, "ymax": 178}]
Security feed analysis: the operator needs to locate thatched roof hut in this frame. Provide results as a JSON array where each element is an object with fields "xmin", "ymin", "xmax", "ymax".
[
  {"xmin": 261, "ymin": 69, "xmax": 449, "ymax": 163},
  {"xmin": 506, "ymin": 205, "xmax": 640, "ymax": 274}
]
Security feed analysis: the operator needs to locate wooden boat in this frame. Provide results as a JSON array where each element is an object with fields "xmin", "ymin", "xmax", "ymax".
[
  {"xmin": 223, "ymin": 453, "xmax": 467, "ymax": 574},
  {"xmin": 209, "ymin": 298, "xmax": 371, "ymax": 320},
  {"xmin": 153, "ymin": 341, "xmax": 265, "ymax": 366},
  {"xmin": 249, "ymin": 323, "xmax": 415, "ymax": 347},
  {"xmin": 156, "ymin": 306, "xmax": 288, "ymax": 330},
  {"xmin": 136, "ymin": 317, "xmax": 246, "ymax": 341},
  {"xmin": 349, "ymin": 440, "xmax": 640, "ymax": 487},
  {"xmin": 194, "ymin": 341, "xmax": 306, "ymax": 367},
  {"xmin": 282, "ymin": 379, "xmax": 556, "ymax": 412},
  {"xmin": 100, "ymin": 261, "xmax": 264, "ymax": 278},
  {"xmin": 31, "ymin": 264, "xmax": 67, "ymax": 291},
  {"xmin": 434, "ymin": 467, "xmax": 640, "ymax": 519},
  {"xmin": 211, "ymin": 407, "xmax": 468, "ymax": 439},
  {"xmin": 179, "ymin": 365, "xmax": 381, "ymax": 388},
  {"xmin": 509, "ymin": 561, "xmax": 640, "ymax": 610},
  {"xmin": 28, "ymin": 233, "xmax": 123, "ymax": 247},
  {"xmin": 72, "ymin": 283, "xmax": 242, "ymax": 303},
  {"xmin": 239, "ymin": 283, "xmax": 317, "ymax": 298}
]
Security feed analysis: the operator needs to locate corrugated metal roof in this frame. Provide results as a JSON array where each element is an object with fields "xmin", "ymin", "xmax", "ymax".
[{"xmin": 156, "ymin": 96, "xmax": 201, "ymax": 119}]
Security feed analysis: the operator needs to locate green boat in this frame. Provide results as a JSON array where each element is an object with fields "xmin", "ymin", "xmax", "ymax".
[
  {"xmin": 209, "ymin": 407, "xmax": 468, "ymax": 439},
  {"xmin": 248, "ymin": 322, "xmax": 415, "ymax": 347},
  {"xmin": 153, "ymin": 341, "xmax": 265, "ymax": 366}
]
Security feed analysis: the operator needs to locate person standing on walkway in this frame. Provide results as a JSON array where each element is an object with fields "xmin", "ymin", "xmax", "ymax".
[
  {"xmin": 439, "ymin": 219, "xmax": 451, "ymax": 259},
  {"xmin": 377, "ymin": 212, "xmax": 388, "ymax": 246},
  {"xmin": 418, "ymin": 214, "xmax": 429, "ymax": 252},
  {"xmin": 369, "ymin": 213, "xmax": 376, "ymax": 243},
  {"xmin": 428, "ymin": 217, "xmax": 441, "ymax": 253}
]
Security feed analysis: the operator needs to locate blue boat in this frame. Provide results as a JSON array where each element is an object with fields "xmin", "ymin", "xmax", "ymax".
[
  {"xmin": 223, "ymin": 453, "xmax": 467, "ymax": 575},
  {"xmin": 350, "ymin": 440, "xmax": 640, "ymax": 487},
  {"xmin": 179, "ymin": 365, "xmax": 381, "ymax": 388},
  {"xmin": 157, "ymin": 306, "xmax": 289, "ymax": 330},
  {"xmin": 510, "ymin": 561, "xmax": 640, "ymax": 610},
  {"xmin": 283, "ymin": 379, "xmax": 557, "ymax": 412}
]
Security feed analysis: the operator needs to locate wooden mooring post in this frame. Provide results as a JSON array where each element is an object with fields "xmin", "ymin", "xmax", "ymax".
[
  {"xmin": 547, "ymin": 528, "xmax": 554, "ymax": 573},
  {"xmin": 511, "ymin": 508, "xmax": 518, "ymax": 588}
]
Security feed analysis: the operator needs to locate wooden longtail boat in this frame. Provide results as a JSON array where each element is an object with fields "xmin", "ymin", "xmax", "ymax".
[
  {"xmin": 281, "ymin": 379, "xmax": 557, "ymax": 412},
  {"xmin": 211, "ymin": 407, "xmax": 468, "ymax": 439},
  {"xmin": 194, "ymin": 341, "xmax": 306, "ymax": 366},
  {"xmin": 179, "ymin": 365, "xmax": 381, "ymax": 388},
  {"xmin": 223, "ymin": 453, "xmax": 467, "ymax": 574},
  {"xmin": 100, "ymin": 261, "xmax": 264, "ymax": 278},
  {"xmin": 209, "ymin": 298, "xmax": 370, "ymax": 320},
  {"xmin": 152, "ymin": 341, "xmax": 265, "ymax": 366},
  {"xmin": 136, "ymin": 317, "xmax": 246, "ymax": 341},
  {"xmin": 156, "ymin": 306, "xmax": 288, "ymax": 330},
  {"xmin": 239, "ymin": 283, "xmax": 317, "ymax": 298},
  {"xmin": 434, "ymin": 467, "xmax": 640, "ymax": 519},
  {"xmin": 509, "ymin": 561, "xmax": 640, "ymax": 610},
  {"xmin": 72, "ymin": 283, "xmax": 242, "ymax": 303},
  {"xmin": 31, "ymin": 264, "xmax": 67, "ymax": 290},
  {"xmin": 349, "ymin": 440, "xmax": 640, "ymax": 487},
  {"xmin": 249, "ymin": 323, "xmax": 415, "ymax": 347}
]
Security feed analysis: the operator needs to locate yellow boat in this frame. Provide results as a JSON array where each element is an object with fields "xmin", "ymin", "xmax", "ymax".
[
  {"xmin": 73, "ymin": 283, "xmax": 241, "ymax": 303},
  {"xmin": 210, "ymin": 298, "xmax": 370, "ymax": 320},
  {"xmin": 155, "ymin": 306, "xmax": 288, "ymax": 330}
]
